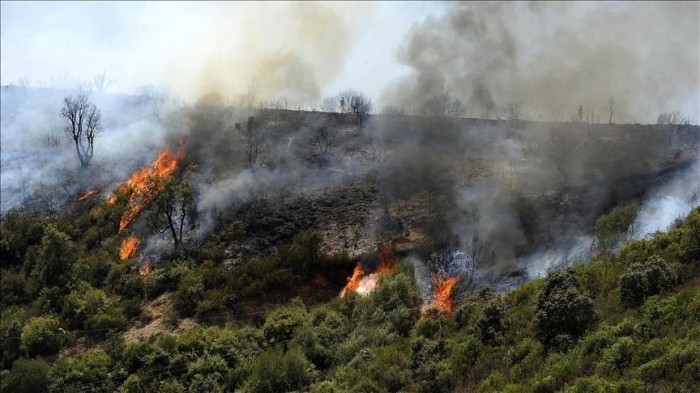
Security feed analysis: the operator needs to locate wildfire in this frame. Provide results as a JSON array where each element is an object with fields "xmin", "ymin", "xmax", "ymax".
[
  {"xmin": 340, "ymin": 237, "xmax": 407, "ymax": 297},
  {"xmin": 138, "ymin": 256, "xmax": 154, "ymax": 284},
  {"xmin": 106, "ymin": 139, "xmax": 186, "ymax": 232},
  {"xmin": 78, "ymin": 189, "xmax": 99, "ymax": 201},
  {"xmin": 119, "ymin": 235, "xmax": 140, "ymax": 261},
  {"xmin": 421, "ymin": 274, "xmax": 460, "ymax": 317},
  {"xmin": 340, "ymin": 265, "xmax": 365, "ymax": 297}
]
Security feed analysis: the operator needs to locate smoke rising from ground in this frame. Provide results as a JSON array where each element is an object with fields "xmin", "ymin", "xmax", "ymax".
[{"xmin": 383, "ymin": 2, "xmax": 699, "ymax": 123}]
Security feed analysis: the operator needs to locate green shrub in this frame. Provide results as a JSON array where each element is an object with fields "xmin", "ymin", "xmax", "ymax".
[
  {"xmin": 50, "ymin": 349, "xmax": 113, "ymax": 391},
  {"xmin": 594, "ymin": 203, "xmax": 639, "ymax": 254},
  {"xmin": 0, "ymin": 210, "xmax": 44, "ymax": 267},
  {"xmin": 262, "ymin": 299, "xmax": 308, "ymax": 345},
  {"xmin": 30, "ymin": 224, "xmax": 75, "ymax": 287},
  {"xmin": 620, "ymin": 256, "xmax": 676, "ymax": 308},
  {"xmin": 62, "ymin": 285, "xmax": 118, "ymax": 329},
  {"xmin": 175, "ymin": 270, "xmax": 204, "ymax": 316},
  {"xmin": 245, "ymin": 346, "xmax": 314, "ymax": 393},
  {"xmin": 0, "ymin": 270, "xmax": 28, "ymax": 305},
  {"xmin": 0, "ymin": 358, "xmax": 51, "ymax": 393},
  {"xmin": 187, "ymin": 354, "xmax": 229, "ymax": 391},
  {"xmin": 477, "ymin": 298, "xmax": 506, "ymax": 343},
  {"xmin": 534, "ymin": 268, "xmax": 596, "ymax": 350},
  {"xmin": 21, "ymin": 315, "xmax": 62, "ymax": 356}
]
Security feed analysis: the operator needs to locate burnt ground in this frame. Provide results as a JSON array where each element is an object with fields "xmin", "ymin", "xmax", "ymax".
[{"xmin": 183, "ymin": 107, "xmax": 699, "ymax": 278}]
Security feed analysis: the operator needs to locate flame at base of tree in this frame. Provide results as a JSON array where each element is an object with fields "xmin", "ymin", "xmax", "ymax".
[
  {"xmin": 421, "ymin": 274, "xmax": 460, "ymax": 318},
  {"xmin": 119, "ymin": 235, "xmax": 140, "ymax": 261},
  {"xmin": 106, "ymin": 138, "xmax": 186, "ymax": 232},
  {"xmin": 138, "ymin": 256, "xmax": 153, "ymax": 284},
  {"xmin": 78, "ymin": 189, "xmax": 99, "ymax": 201},
  {"xmin": 340, "ymin": 237, "xmax": 407, "ymax": 297}
]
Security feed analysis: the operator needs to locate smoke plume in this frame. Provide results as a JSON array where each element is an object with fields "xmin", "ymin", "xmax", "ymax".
[{"xmin": 383, "ymin": 2, "xmax": 699, "ymax": 123}]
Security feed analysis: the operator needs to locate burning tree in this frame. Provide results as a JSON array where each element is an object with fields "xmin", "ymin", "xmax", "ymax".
[
  {"xmin": 146, "ymin": 175, "xmax": 195, "ymax": 251},
  {"xmin": 60, "ymin": 95, "xmax": 102, "ymax": 169}
]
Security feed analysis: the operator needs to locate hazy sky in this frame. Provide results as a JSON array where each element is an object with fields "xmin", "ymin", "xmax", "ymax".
[
  {"xmin": 1, "ymin": 1, "xmax": 444, "ymax": 102},
  {"xmin": 1, "ymin": 1, "xmax": 697, "ymax": 120}
]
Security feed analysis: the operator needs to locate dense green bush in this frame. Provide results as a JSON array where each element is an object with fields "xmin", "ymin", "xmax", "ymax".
[
  {"xmin": 175, "ymin": 269, "xmax": 204, "ymax": 316},
  {"xmin": 594, "ymin": 203, "xmax": 639, "ymax": 254},
  {"xmin": 31, "ymin": 224, "xmax": 75, "ymax": 287},
  {"xmin": 21, "ymin": 315, "xmax": 62, "ymax": 357},
  {"xmin": 477, "ymin": 297, "xmax": 506, "ymax": 343},
  {"xmin": 262, "ymin": 299, "xmax": 309, "ymax": 345},
  {"xmin": 0, "ymin": 211, "xmax": 44, "ymax": 268},
  {"xmin": 245, "ymin": 346, "xmax": 314, "ymax": 393},
  {"xmin": 620, "ymin": 256, "xmax": 676, "ymax": 308},
  {"xmin": 50, "ymin": 349, "xmax": 114, "ymax": 391},
  {"xmin": 534, "ymin": 268, "xmax": 596, "ymax": 350},
  {"xmin": 0, "ymin": 358, "xmax": 51, "ymax": 393},
  {"xmin": 62, "ymin": 285, "xmax": 126, "ymax": 332}
]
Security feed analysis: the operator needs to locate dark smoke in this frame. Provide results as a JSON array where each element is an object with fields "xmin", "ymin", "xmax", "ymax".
[{"xmin": 383, "ymin": 2, "xmax": 699, "ymax": 123}]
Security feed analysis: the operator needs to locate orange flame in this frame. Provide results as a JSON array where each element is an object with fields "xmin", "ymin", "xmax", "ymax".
[
  {"xmin": 107, "ymin": 139, "xmax": 186, "ymax": 232},
  {"xmin": 139, "ymin": 257, "xmax": 153, "ymax": 284},
  {"xmin": 421, "ymin": 274, "xmax": 460, "ymax": 317},
  {"xmin": 340, "ymin": 237, "xmax": 407, "ymax": 297},
  {"xmin": 78, "ymin": 189, "xmax": 99, "ymax": 201},
  {"xmin": 340, "ymin": 265, "xmax": 365, "ymax": 297},
  {"xmin": 119, "ymin": 235, "xmax": 140, "ymax": 261}
]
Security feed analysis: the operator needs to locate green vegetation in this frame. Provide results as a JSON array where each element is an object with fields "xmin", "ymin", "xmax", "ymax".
[{"xmin": 1, "ymin": 201, "xmax": 699, "ymax": 391}]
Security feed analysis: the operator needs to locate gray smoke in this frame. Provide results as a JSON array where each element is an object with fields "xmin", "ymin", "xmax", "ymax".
[{"xmin": 383, "ymin": 2, "xmax": 699, "ymax": 123}]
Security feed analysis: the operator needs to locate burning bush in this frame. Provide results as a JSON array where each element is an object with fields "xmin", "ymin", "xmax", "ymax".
[
  {"xmin": 104, "ymin": 139, "xmax": 186, "ymax": 233},
  {"xmin": 119, "ymin": 235, "xmax": 139, "ymax": 261}
]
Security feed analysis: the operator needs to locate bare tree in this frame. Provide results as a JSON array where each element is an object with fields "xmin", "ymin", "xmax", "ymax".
[
  {"xmin": 319, "ymin": 96, "xmax": 339, "ymax": 113},
  {"xmin": 608, "ymin": 97, "xmax": 616, "ymax": 124},
  {"xmin": 421, "ymin": 92, "xmax": 464, "ymax": 117},
  {"xmin": 337, "ymin": 90, "xmax": 356, "ymax": 114},
  {"xmin": 315, "ymin": 125, "xmax": 339, "ymax": 157},
  {"xmin": 505, "ymin": 103, "xmax": 522, "ymax": 139},
  {"xmin": 550, "ymin": 108, "xmax": 564, "ymax": 122},
  {"xmin": 136, "ymin": 84, "xmax": 176, "ymax": 120},
  {"xmin": 236, "ymin": 116, "xmax": 264, "ymax": 168},
  {"xmin": 578, "ymin": 105, "xmax": 584, "ymax": 123},
  {"xmin": 93, "ymin": 71, "xmax": 113, "ymax": 93},
  {"xmin": 480, "ymin": 109, "xmax": 491, "ymax": 120},
  {"xmin": 381, "ymin": 105, "xmax": 404, "ymax": 115},
  {"xmin": 60, "ymin": 95, "xmax": 102, "ymax": 169},
  {"xmin": 247, "ymin": 78, "xmax": 258, "ymax": 108},
  {"xmin": 350, "ymin": 93, "xmax": 373, "ymax": 132}
]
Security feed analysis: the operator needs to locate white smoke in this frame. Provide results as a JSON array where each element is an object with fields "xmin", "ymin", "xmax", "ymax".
[
  {"xmin": 518, "ymin": 160, "xmax": 700, "ymax": 280},
  {"xmin": 633, "ymin": 160, "xmax": 700, "ymax": 238}
]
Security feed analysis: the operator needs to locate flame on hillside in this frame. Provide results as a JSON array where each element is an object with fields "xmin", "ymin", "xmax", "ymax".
[
  {"xmin": 78, "ymin": 189, "xmax": 99, "ymax": 201},
  {"xmin": 340, "ymin": 237, "xmax": 407, "ymax": 297},
  {"xmin": 106, "ymin": 139, "xmax": 186, "ymax": 232},
  {"xmin": 139, "ymin": 256, "xmax": 154, "ymax": 284},
  {"xmin": 119, "ymin": 235, "xmax": 140, "ymax": 261},
  {"xmin": 421, "ymin": 274, "xmax": 460, "ymax": 317}
]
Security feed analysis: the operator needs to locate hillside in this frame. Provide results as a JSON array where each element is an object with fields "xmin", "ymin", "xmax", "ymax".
[
  {"xmin": 1, "ymin": 200, "xmax": 699, "ymax": 391},
  {"xmin": 1, "ymin": 93, "xmax": 700, "ymax": 391}
]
